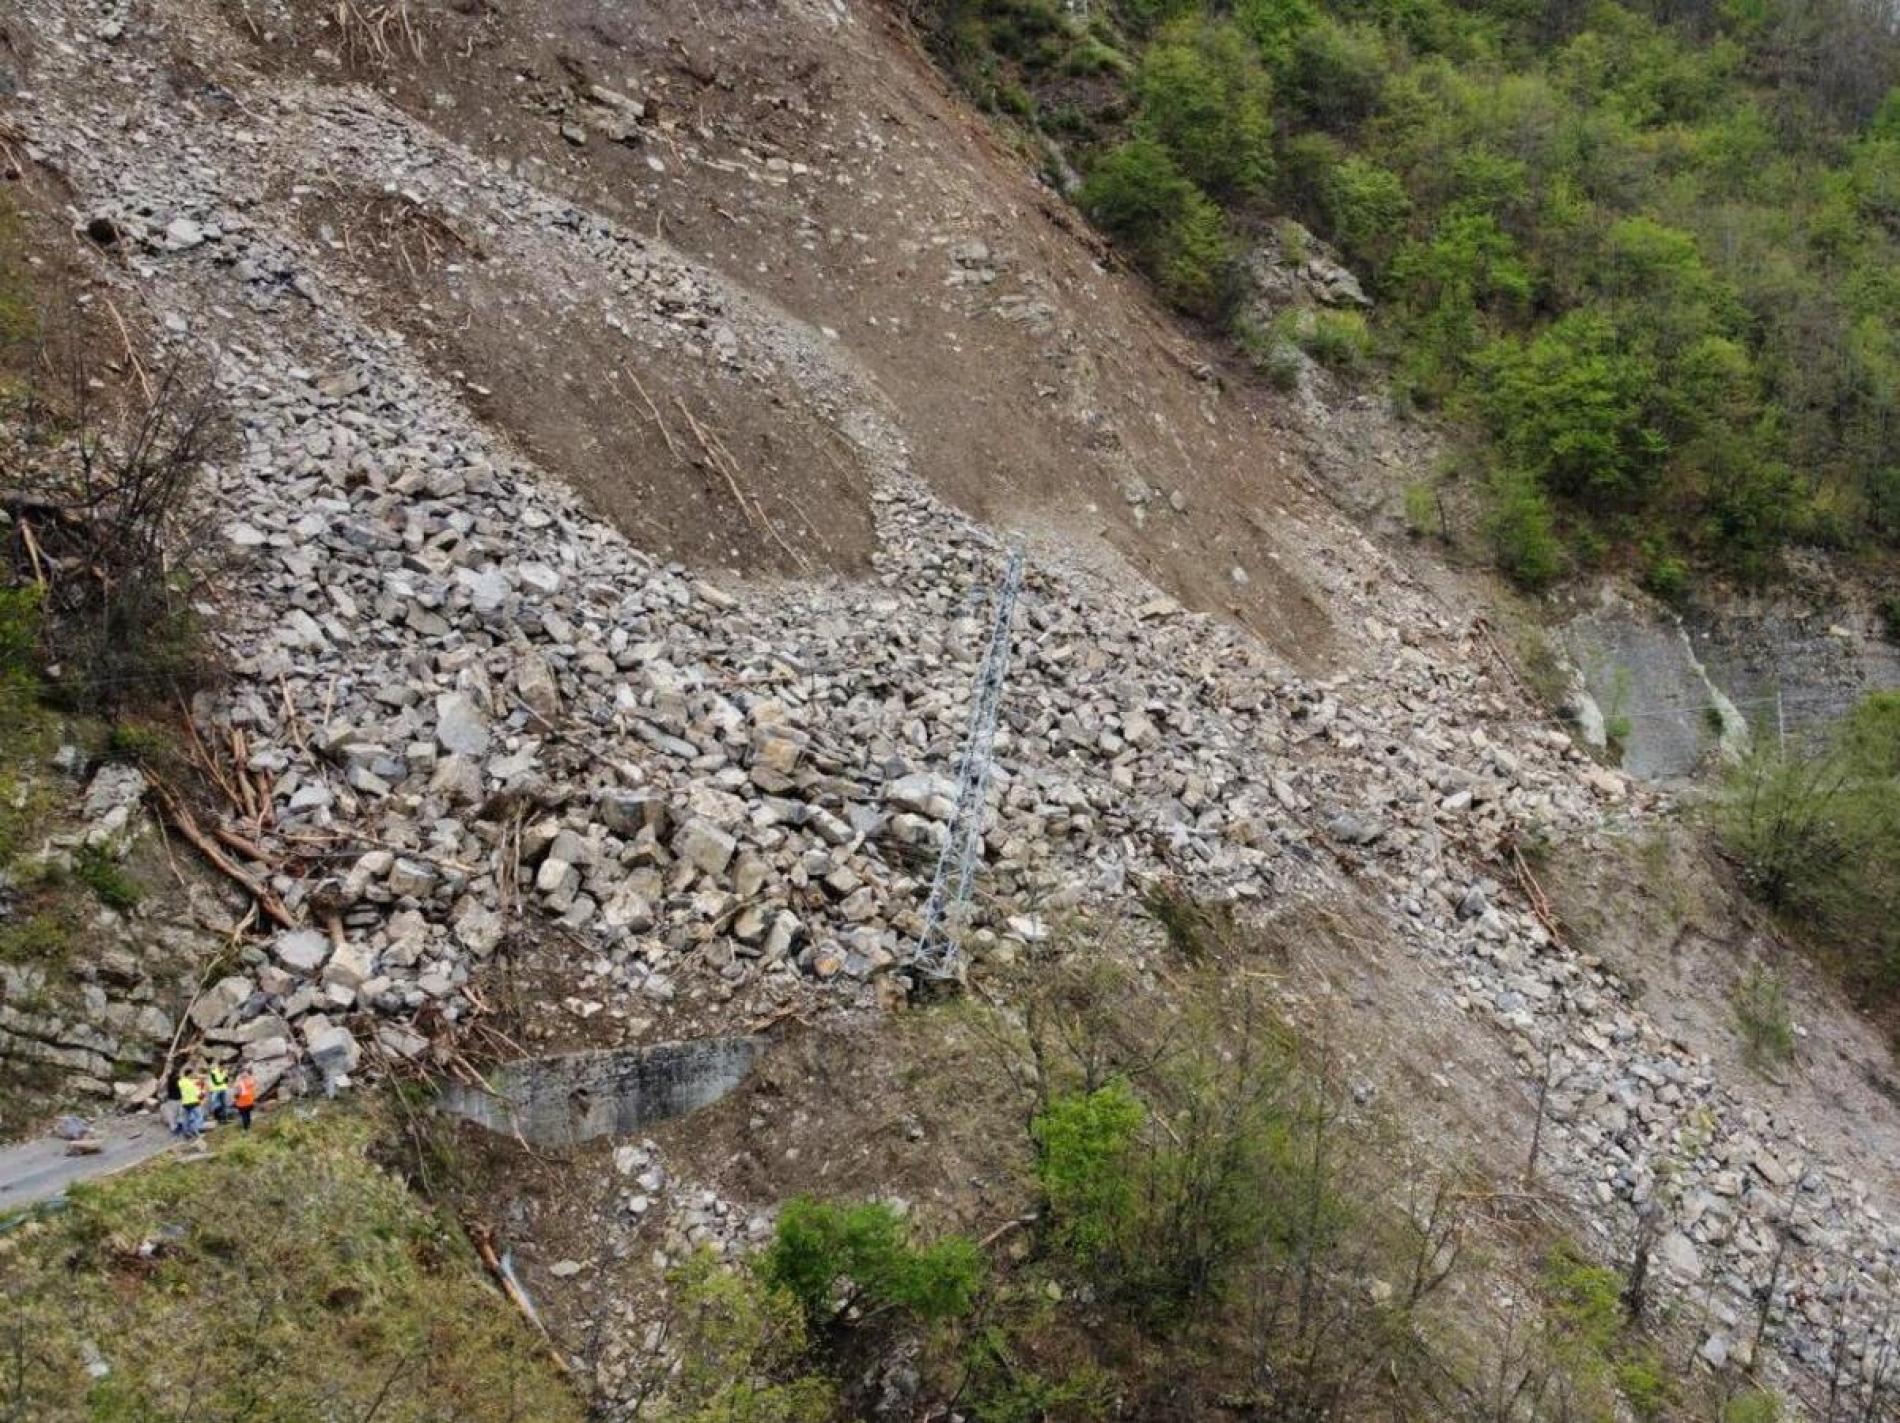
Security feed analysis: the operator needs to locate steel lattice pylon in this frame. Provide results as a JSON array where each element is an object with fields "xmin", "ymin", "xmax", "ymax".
[{"xmin": 912, "ymin": 547, "xmax": 1023, "ymax": 981}]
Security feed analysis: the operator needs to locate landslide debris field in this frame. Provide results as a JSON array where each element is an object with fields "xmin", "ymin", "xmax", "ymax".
[{"xmin": 3, "ymin": 0, "xmax": 1900, "ymax": 1419}]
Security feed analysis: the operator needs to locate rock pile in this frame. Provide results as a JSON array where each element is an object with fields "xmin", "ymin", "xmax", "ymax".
[{"xmin": 7, "ymin": 0, "xmax": 1900, "ymax": 1406}]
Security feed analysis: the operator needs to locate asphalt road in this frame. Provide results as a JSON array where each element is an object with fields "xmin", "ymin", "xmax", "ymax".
[{"xmin": 0, "ymin": 1116, "xmax": 178, "ymax": 1215}]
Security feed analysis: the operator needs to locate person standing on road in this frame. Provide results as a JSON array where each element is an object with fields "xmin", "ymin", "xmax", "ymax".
[
  {"xmin": 208, "ymin": 1063, "xmax": 232, "ymax": 1123},
  {"xmin": 162, "ymin": 1070, "xmax": 183, "ymax": 1136},
  {"xmin": 233, "ymin": 1069, "xmax": 257, "ymax": 1132},
  {"xmin": 177, "ymin": 1069, "xmax": 205, "ymax": 1143}
]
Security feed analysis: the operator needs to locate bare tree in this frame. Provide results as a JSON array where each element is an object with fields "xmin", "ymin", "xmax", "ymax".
[{"xmin": 1, "ymin": 305, "xmax": 226, "ymax": 712}]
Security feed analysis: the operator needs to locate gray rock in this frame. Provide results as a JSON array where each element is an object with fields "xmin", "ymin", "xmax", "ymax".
[
  {"xmin": 1659, "ymin": 1231, "xmax": 1703, "ymax": 1281},
  {"xmin": 273, "ymin": 927, "xmax": 332, "ymax": 972},
  {"xmin": 673, "ymin": 820, "xmax": 737, "ymax": 877},
  {"xmin": 516, "ymin": 651, "xmax": 560, "ymax": 720},
  {"xmin": 434, "ymin": 692, "xmax": 492, "ymax": 757},
  {"xmin": 1324, "ymin": 813, "xmax": 1385, "ymax": 847},
  {"xmin": 305, "ymin": 1024, "xmax": 361, "ymax": 1079}
]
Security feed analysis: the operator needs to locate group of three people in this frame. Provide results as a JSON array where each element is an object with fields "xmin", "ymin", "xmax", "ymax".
[{"xmin": 167, "ymin": 1063, "xmax": 258, "ymax": 1141}]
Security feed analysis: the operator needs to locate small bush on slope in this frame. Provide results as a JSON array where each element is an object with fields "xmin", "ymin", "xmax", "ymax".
[
  {"xmin": 761, "ymin": 1196, "xmax": 985, "ymax": 1331},
  {"xmin": 647, "ymin": 1250, "xmax": 838, "ymax": 1423}
]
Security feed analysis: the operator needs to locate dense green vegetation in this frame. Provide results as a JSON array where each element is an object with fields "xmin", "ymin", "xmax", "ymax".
[
  {"xmin": 1716, "ymin": 689, "xmax": 1900, "ymax": 1001},
  {"xmin": 933, "ymin": 0, "xmax": 1900, "ymax": 589},
  {"xmin": 0, "ymin": 1106, "xmax": 584, "ymax": 1421}
]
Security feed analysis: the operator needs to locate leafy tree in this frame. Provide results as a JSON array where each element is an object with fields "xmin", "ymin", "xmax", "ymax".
[
  {"xmin": 1136, "ymin": 19, "xmax": 1275, "ymax": 199},
  {"xmin": 1284, "ymin": 17, "xmax": 1389, "ymax": 131},
  {"xmin": 1233, "ymin": 0, "xmax": 1318, "ymax": 67},
  {"xmin": 1484, "ymin": 465, "xmax": 1565, "ymax": 589},
  {"xmin": 1317, "ymin": 155, "xmax": 1414, "ymax": 267},
  {"xmin": 1389, "ymin": 210, "xmax": 1533, "ymax": 399},
  {"xmin": 1478, "ymin": 312, "xmax": 1661, "ymax": 505},
  {"xmin": 1081, "ymin": 138, "xmax": 1234, "ymax": 312}
]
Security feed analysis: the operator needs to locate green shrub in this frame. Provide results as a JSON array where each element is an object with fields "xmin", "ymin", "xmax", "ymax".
[
  {"xmin": 74, "ymin": 842, "xmax": 142, "ymax": 912},
  {"xmin": 1152, "ymin": 191, "xmax": 1234, "ymax": 313},
  {"xmin": 1080, "ymin": 138, "xmax": 1234, "ymax": 313},
  {"xmin": 649, "ymin": 1251, "xmax": 836, "ymax": 1423},
  {"xmin": 1028, "ymin": 1022, "xmax": 1315, "ymax": 1323},
  {"xmin": 1722, "ymin": 1390, "xmax": 1785, "ymax": 1423},
  {"xmin": 0, "ymin": 194, "xmax": 31, "ymax": 347},
  {"xmin": 1541, "ymin": 1242, "xmax": 1622, "ymax": 1361},
  {"xmin": 1063, "ymin": 38, "xmax": 1131, "ymax": 77},
  {"xmin": 1715, "ymin": 699, "xmax": 1900, "ymax": 997},
  {"xmin": 1868, "ymin": 465, "xmax": 1900, "ymax": 539},
  {"xmin": 1879, "ymin": 592, "xmax": 1900, "ymax": 643},
  {"xmin": 1614, "ymin": 1346, "xmax": 1672, "ymax": 1420},
  {"xmin": 1484, "ymin": 466, "xmax": 1564, "ymax": 590},
  {"xmin": 1032, "ymin": 1081, "xmax": 1145, "ymax": 1260},
  {"xmin": 760, "ymin": 1197, "xmax": 984, "ymax": 1330},
  {"xmin": 962, "ymin": 1325, "xmax": 1113, "ymax": 1423},
  {"xmin": 1641, "ymin": 540, "xmax": 1690, "ymax": 602},
  {"xmin": 1297, "ymin": 308, "xmax": 1373, "ymax": 370},
  {"xmin": 1232, "ymin": 311, "xmax": 1303, "ymax": 388},
  {"xmin": 1403, "ymin": 480, "xmax": 1439, "ymax": 538},
  {"xmin": 1540, "ymin": 1241, "xmax": 1674, "ymax": 1417},
  {"xmin": 1135, "ymin": 19, "xmax": 1274, "ymax": 200},
  {"xmin": 1733, "ymin": 963, "xmax": 1795, "ymax": 1068},
  {"xmin": 105, "ymin": 722, "xmax": 170, "ymax": 765}
]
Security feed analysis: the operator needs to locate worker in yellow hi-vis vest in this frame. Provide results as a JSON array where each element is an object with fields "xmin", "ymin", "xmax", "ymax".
[
  {"xmin": 208, "ymin": 1063, "xmax": 232, "ymax": 1124},
  {"xmin": 177, "ymin": 1069, "xmax": 205, "ymax": 1142}
]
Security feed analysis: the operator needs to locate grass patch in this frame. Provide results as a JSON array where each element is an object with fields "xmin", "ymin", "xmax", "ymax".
[
  {"xmin": 1402, "ymin": 478, "xmax": 1441, "ymax": 539},
  {"xmin": 0, "ymin": 1103, "xmax": 584, "ymax": 1421},
  {"xmin": 0, "ymin": 910, "xmax": 72, "ymax": 968},
  {"xmin": 1733, "ymin": 964, "xmax": 1795, "ymax": 1069},
  {"xmin": 0, "ymin": 192, "xmax": 31, "ymax": 348},
  {"xmin": 1294, "ymin": 307, "xmax": 1373, "ymax": 370},
  {"xmin": 73, "ymin": 842, "xmax": 143, "ymax": 911}
]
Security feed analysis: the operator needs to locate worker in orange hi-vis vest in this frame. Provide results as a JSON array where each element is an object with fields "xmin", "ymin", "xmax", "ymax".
[{"xmin": 233, "ymin": 1068, "xmax": 258, "ymax": 1132}]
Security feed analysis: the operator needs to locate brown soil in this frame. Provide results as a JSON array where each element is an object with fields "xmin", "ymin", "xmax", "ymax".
[
  {"xmin": 193, "ymin": 0, "xmax": 1412, "ymax": 674},
  {"xmin": 286, "ymin": 179, "xmax": 879, "ymax": 577}
]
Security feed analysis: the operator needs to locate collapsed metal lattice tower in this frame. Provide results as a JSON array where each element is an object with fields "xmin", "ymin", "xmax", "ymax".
[{"xmin": 912, "ymin": 547, "xmax": 1024, "ymax": 981}]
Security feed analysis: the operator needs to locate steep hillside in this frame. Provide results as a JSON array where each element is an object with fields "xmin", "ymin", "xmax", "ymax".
[{"xmin": 3, "ymin": 0, "xmax": 1900, "ymax": 1419}]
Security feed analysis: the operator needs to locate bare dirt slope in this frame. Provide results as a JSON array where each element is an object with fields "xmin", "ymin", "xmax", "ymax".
[{"xmin": 211, "ymin": 0, "xmax": 1397, "ymax": 669}]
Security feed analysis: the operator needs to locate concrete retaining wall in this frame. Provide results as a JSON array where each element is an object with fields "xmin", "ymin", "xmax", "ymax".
[{"xmin": 441, "ymin": 1036, "xmax": 765, "ymax": 1147}]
